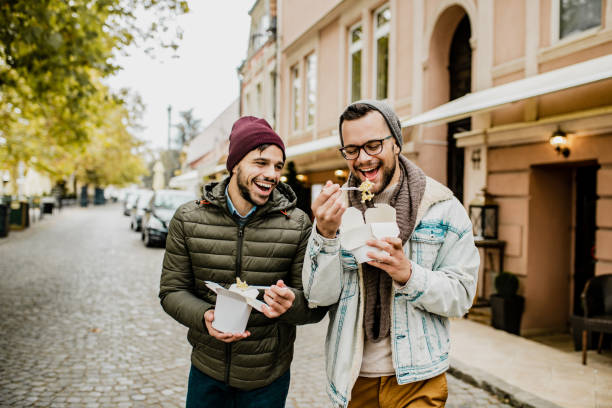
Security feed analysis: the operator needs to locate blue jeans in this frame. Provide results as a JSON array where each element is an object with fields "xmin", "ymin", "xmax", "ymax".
[{"xmin": 186, "ymin": 364, "xmax": 291, "ymax": 408}]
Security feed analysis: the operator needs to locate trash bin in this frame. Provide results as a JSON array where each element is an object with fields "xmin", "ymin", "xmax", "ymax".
[
  {"xmin": 0, "ymin": 203, "xmax": 9, "ymax": 238},
  {"xmin": 42, "ymin": 197, "xmax": 55, "ymax": 214},
  {"xmin": 80, "ymin": 186, "xmax": 89, "ymax": 207},
  {"xmin": 94, "ymin": 188, "xmax": 105, "ymax": 205},
  {"xmin": 9, "ymin": 201, "xmax": 29, "ymax": 230}
]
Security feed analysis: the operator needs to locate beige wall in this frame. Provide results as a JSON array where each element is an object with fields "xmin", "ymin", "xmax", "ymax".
[
  {"xmin": 280, "ymin": 0, "xmax": 341, "ymax": 50},
  {"xmin": 488, "ymin": 132, "xmax": 612, "ymax": 332},
  {"xmin": 493, "ymin": 0, "xmax": 525, "ymax": 66},
  {"xmin": 317, "ymin": 20, "xmax": 341, "ymax": 136}
]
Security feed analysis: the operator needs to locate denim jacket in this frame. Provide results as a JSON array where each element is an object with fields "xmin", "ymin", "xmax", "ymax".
[{"xmin": 302, "ymin": 177, "xmax": 480, "ymax": 407}]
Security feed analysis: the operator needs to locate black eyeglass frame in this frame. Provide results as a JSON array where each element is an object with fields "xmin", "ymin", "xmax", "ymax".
[{"xmin": 339, "ymin": 135, "xmax": 393, "ymax": 160}]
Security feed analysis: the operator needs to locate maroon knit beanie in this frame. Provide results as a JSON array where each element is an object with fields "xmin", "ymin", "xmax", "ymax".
[{"xmin": 226, "ymin": 116, "xmax": 286, "ymax": 173}]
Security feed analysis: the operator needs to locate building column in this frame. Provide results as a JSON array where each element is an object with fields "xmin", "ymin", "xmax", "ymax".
[
  {"xmin": 524, "ymin": 0, "xmax": 540, "ymax": 122},
  {"xmin": 411, "ymin": 0, "xmax": 424, "ymax": 116}
]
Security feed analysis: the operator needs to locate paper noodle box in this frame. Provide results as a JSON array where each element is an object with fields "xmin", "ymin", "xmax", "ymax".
[
  {"xmin": 204, "ymin": 281, "xmax": 266, "ymax": 333},
  {"xmin": 340, "ymin": 204, "xmax": 400, "ymax": 263}
]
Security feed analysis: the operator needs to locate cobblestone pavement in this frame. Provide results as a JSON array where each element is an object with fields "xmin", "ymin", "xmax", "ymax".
[{"xmin": 0, "ymin": 204, "xmax": 512, "ymax": 407}]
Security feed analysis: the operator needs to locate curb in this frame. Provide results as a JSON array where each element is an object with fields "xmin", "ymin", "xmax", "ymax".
[{"xmin": 449, "ymin": 360, "xmax": 564, "ymax": 408}]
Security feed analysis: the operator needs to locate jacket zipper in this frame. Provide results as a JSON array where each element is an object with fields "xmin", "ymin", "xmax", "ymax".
[{"xmin": 225, "ymin": 224, "xmax": 245, "ymax": 385}]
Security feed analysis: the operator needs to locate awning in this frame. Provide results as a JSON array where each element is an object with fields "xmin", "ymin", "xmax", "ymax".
[
  {"xmin": 168, "ymin": 170, "xmax": 199, "ymax": 189},
  {"xmin": 401, "ymin": 53, "xmax": 612, "ymax": 128},
  {"xmin": 285, "ymin": 134, "xmax": 340, "ymax": 159}
]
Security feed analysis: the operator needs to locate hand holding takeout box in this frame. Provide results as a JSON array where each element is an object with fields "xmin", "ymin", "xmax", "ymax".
[
  {"xmin": 205, "ymin": 280, "xmax": 267, "ymax": 333},
  {"xmin": 340, "ymin": 203, "xmax": 400, "ymax": 263}
]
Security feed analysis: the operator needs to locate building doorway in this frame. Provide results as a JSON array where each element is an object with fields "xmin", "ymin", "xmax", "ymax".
[
  {"xmin": 447, "ymin": 15, "xmax": 471, "ymax": 202},
  {"xmin": 527, "ymin": 161, "xmax": 600, "ymax": 331},
  {"xmin": 573, "ymin": 164, "xmax": 599, "ymax": 316}
]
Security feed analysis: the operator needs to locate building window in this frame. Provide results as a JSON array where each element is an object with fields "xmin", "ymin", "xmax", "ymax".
[
  {"xmin": 270, "ymin": 71, "xmax": 277, "ymax": 127},
  {"xmin": 245, "ymin": 92, "xmax": 251, "ymax": 115},
  {"xmin": 305, "ymin": 53, "xmax": 317, "ymax": 127},
  {"xmin": 349, "ymin": 24, "xmax": 362, "ymax": 102},
  {"xmin": 256, "ymin": 83, "xmax": 262, "ymax": 117},
  {"xmin": 374, "ymin": 5, "xmax": 390, "ymax": 100},
  {"xmin": 291, "ymin": 65, "xmax": 301, "ymax": 131},
  {"xmin": 560, "ymin": 0, "xmax": 601, "ymax": 39}
]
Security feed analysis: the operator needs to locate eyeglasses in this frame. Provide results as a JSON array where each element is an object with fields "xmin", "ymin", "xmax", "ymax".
[{"xmin": 339, "ymin": 135, "xmax": 393, "ymax": 160}]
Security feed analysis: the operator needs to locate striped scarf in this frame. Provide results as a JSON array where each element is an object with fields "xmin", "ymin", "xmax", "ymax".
[{"xmin": 347, "ymin": 155, "xmax": 426, "ymax": 342}]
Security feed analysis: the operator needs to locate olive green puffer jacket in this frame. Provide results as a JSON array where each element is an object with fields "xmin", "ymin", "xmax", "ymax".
[{"xmin": 159, "ymin": 177, "xmax": 326, "ymax": 390}]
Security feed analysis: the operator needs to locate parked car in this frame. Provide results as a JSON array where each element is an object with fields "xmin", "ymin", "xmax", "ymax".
[
  {"xmin": 130, "ymin": 189, "xmax": 154, "ymax": 231},
  {"xmin": 123, "ymin": 191, "xmax": 137, "ymax": 216},
  {"xmin": 141, "ymin": 189, "xmax": 197, "ymax": 247}
]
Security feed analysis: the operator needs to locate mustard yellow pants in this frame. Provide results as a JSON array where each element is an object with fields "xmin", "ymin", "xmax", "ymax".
[{"xmin": 348, "ymin": 373, "xmax": 448, "ymax": 408}]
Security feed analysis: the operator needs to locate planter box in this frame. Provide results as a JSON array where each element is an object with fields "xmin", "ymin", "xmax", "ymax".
[
  {"xmin": 9, "ymin": 201, "xmax": 29, "ymax": 230},
  {"xmin": 490, "ymin": 294, "xmax": 524, "ymax": 335}
]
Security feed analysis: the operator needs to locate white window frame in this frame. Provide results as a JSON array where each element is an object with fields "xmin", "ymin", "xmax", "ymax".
[
  {"xmin": 348, "ymin": 22, "xmax": 363, "ymax": 103},
  {"xmin": 551, "ymin": 0, "xmax": 603, "ymax": 44},
  {"xmin": 305, "ymin": 52, "xmax": 317, "ymax": 129},
  {"xmin": 291, "ymin": 65, "xmax": 301, "ymax": 132},
  {"xmin": 269, "ymin": 70, "xmax": 276, "ymax": 128},
  {"xmin": 373, "ymin": 4, "xmax": 391, "ymax": 100}
]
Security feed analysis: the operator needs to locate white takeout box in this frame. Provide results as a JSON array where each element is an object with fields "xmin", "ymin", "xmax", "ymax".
[
  {"xmin": 205, "ymin": 281, "xmax": 267, "ymax": 333},
  {"xmin": 340, "ymin": 203, "xmax": 400, "ymax": 263}
]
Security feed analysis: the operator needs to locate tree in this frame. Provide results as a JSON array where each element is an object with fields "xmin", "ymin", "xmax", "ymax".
[
  {"xmin": 50, "ymin": 87, "xmax": 149, "ymax": 187},
  {"xmin": 0, "ymin": 0, "xmax": 189, "ymax": 192},
  {"xmin": 174, "ymin": 108, "xmax": 202, "ymax": 148}
]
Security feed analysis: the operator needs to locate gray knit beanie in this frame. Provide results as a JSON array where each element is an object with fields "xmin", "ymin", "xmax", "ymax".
[{"xmin": 338, "ymin": 99, "xmax": 403, "ymax": 151}]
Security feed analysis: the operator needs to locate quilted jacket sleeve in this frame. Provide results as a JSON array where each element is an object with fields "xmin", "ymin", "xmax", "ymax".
[
  {"xmin": 159, "ymin": 207, "xmax": 212, "ymax": 332},
  {"xmin": 278, "ymin": 210, "xmax": 328, "ymax": 325}
]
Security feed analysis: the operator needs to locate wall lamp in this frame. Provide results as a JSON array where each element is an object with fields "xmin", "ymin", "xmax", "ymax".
[
  {"xmin": 334, "ymin": 169, "xmax": 348, "ymax": 182},
  {"xmin": 470, "ymin": 148, "xmax": 481, "ymax": 170},
  {"xmin": 549, "ymin": 128, "xmax": 570, "ymax": 158}
]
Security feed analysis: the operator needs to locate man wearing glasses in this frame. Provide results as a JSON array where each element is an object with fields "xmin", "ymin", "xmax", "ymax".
[{"xmin": 302, "ymin": 100, "xmax": 479, "ymax": 407}]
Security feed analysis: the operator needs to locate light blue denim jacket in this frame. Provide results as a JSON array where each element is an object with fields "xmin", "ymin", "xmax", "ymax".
[{"xmin": 302, "ymin": 177, "xmax": 480, "ymax": 407}]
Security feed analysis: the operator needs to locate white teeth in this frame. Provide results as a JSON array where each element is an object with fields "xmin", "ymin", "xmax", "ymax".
[{"xmin": 255, "ymin": 181, "xmax": 272, "ymax": 190}]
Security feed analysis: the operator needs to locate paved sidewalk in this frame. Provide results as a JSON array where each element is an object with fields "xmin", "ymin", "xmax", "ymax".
[{"xmin": 450, "ymin": 318, "xmax": 612, "ymax": 408}]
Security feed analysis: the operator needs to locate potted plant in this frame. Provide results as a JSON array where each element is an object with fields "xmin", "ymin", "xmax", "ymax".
[{"xmin": 490, "ymin": 271, "xmax": 524, "ymax": 335}]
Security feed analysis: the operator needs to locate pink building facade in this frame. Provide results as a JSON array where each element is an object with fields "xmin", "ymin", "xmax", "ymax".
[{"xmin": 238, "ymin": 0, "xmax": 612, "ymax": 335}]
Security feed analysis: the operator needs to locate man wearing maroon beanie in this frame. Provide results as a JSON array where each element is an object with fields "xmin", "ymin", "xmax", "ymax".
[{"xmin": 160, "ymin": 116, "xmax": 326, "ymax": 408}]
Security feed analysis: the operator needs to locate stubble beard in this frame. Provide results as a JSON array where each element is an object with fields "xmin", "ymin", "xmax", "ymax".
[
  {"xmin": 364, "ymin": 154, "xmax": 397, "ymax": 195},
  {"xmin": 236, "ymin": 166, "xmax": 275, "ymax": 206},
  {"xmin": 236, "ymin": 167, "xmax": 258, "ymax": 207}
]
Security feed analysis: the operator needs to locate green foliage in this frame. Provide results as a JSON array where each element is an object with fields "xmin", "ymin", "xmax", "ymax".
[
  {"xmin": 495, "ymin": 271, "xmax": 520, "ymax": 297},
  {"xmin": 0, "ymin": 0, "xmax": 188, "ymax": 189}
]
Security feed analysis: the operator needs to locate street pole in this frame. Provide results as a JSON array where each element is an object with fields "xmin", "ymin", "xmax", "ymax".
[{"xmin": 167, "ymin": 105, "xmax": 172, "ymax": 151}]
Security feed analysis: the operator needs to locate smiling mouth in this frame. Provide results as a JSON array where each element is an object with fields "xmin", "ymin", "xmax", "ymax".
[
  {"xmin": 358, "ymin": 165, "xmax": 379, "ymax": 181},
  {"xmin": 253, "ymin": 180, "xmax": 274, "ymax": 194}
]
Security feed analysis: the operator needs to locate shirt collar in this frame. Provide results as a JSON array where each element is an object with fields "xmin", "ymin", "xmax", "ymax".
[{"xmin": 225, "ymin": 185, "xmax": 257, "ymax": 220}]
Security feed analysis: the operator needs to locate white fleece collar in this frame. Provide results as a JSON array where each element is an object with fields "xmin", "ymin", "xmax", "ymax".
[{"xmin": 415, "ymin": 177, "xmax": 454, "ymax": 227}]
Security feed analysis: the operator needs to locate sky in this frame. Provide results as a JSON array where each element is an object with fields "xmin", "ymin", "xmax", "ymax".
[{"xmin": 107, "ymin": 0, "xmax": 254, "ymax": 150}]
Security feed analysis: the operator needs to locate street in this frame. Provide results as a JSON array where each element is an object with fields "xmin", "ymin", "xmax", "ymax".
[{"xmin": 0, "ymin": 204, "xmax": 511, "ymax": 407}]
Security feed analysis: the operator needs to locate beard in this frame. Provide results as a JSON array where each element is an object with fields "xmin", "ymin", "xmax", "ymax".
[
  {"xmin": 355, "ymin": 154, "xmax": 397, "ymax": 194},
  {"xmin": 236, "ymin": 167, "xmax": 258, "ymax": 206},
  {"xmin": 235, "ymin": 166, "xmax": 276, "ymax": 206},
  {"xmin": 377, "ymin": 154, "xmax": 397, "ymax": 194}
]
